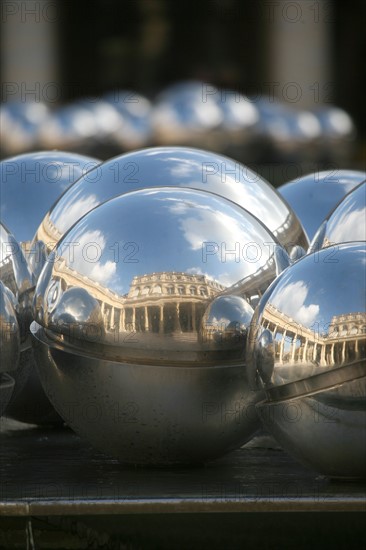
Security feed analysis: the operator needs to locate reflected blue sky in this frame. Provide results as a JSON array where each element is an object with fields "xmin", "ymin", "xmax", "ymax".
[
  {"xmin": 48, "ymin": 147, "xmax": 290, "ymax": 241},
  {"xmin": 268, "ymin": 243, "xmax": 366, "ymax": 332},
  {"xmin": 0, "ymin": 151, "xmax": 100, "ymax": 243},
  {"xmin": 279, "ymin": 170, "xmax": 366, "ymax": 240},
  {"xmin": 54, "ymin": 188, "xmax": 278, "ymax": 296}
]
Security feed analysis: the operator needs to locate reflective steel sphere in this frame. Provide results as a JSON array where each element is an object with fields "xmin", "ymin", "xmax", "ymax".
[
  {"xmin": 31, "ymin": 187, "xmax": 290, "ymax": 464},
  {"xmin": 0, "ymin": 222, "xmax": 61, "ymax": 424},
  {"xmin": 0, "ymin": 150, "xmax": 97, "ymax": 424},
  {"xmin": 278, "ymin": 170, "xmax": 366, "ymax": 241},
  {"xmin": 0, "ymin": 151, "xmax": 101, "ymax": 256},
  {"xmin": 0, "ymin": 281, "xmax": 19, "ymax": 416},
  {"xmin": 310, "ymin": 182, "xmax": 366, "ymax": 250},
  {"xmin": 247, "ymin": 242, "xmax": 366, "ymax": 478},
  {"xmin": 103, "ymin": 90, "xmax": 153, "ymax": 150},
  {"xmin": 252, "ymin": 98, "xmax": 322, "ymax": 163},
  {"xmin": 32, "ymin": 147, "xmax": 308, "ymax": 265},
  {"xmin": 0, "ymin": 101, "xmax": 50, "ymax": 156},
  {"xmin": 152, "ymin": 81, "xmax": 223, "ymax": 147}
]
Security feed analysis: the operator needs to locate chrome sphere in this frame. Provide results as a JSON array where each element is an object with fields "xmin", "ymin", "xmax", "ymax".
[
  {"xmin": 0, "ymin": 151, "xmax": 101, "ymax": 257},
  {"xmin": 0, "ymin": 216, "xmax": 63, "ymax": 425},
  {"xmin": 32, "ymin": 147, "xmax": 308, "ymax": 264},
  {"xmin": 278, "ymin": 170, "xmax": 366, "ymax": 241},
  {"xmin": 103, "ymin": 90, "xmax": 153, "ymax": 149},
  {"xmin": 38, "ymin": 105, "xmax": 98, "ymax": 150},
  {"xmin": 310, "ymin": 182, "xmax": 366, "ymax": 250},
  {"xmin": 0, "ymin": 281, "xmax": 19, "ymax": 416},
  {"xmin": 31, "ymin": 187, "xmax": 291, "ymax": 464},
  {"xmin": 0, "ymin": 101, "xmax": 50, "ymax": 156},
  {"xmin": 247, "ymin": 242, "xmax": 366, "ymax": 478},
  {"xmin": 253, "ymin": 98, "xmax": 321, "ymax": 163},
  {"xmin": 151, "ymin": 81, "xmax": 223, "ymax": 146},
  {"xmin": 0, "ymin": 151, "xmax": 100, "ymax": 424}
]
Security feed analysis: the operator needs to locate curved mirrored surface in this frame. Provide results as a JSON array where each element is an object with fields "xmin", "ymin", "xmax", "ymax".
[
  {"xmin": 34, "ymin": 187, "xmax": 287, "ymax": 365},
  {"xmin": 310, "ymin": 182, "xmax": 366, "ymax": 250},
  {"xmin": 278, "ymin": 170, "xmax": 366, "ymax": 240},
  {"xmin": 34, "ymin": 147, "xmax": 308, "ymax": 258},
  {"xmin": 0, "ymin": 221, "xmax": 34, "ymax": 298},
  {"xmin": 0, "ymin": 151, "xmax": 101, "ymax": 246},
  {"xmin": 257, "ymin": 375, "xmax": 366, "ymax": 478},
  {"xmin": 247, "ymin": 242, "xmax": 366, "ymax": 392},
  {"xmin": 0, "ymin": 280, "xmax": 20, "ymax": 374}
]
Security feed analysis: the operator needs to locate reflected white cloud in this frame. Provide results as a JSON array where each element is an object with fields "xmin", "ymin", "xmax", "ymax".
[
  {"xmin": 64, "ymin": 229, "xmax": 116, "ymax": 285},
  {"xmin": 51, "ymin": 192, "xmax": 99, "ymax": 234},
  {"xmin": 327, "ymin": 208, "xmax": 366, "ymax": 243},
  {"xmin": 271, "ymin": 280, "xmax": 320, "ymax": 327}
]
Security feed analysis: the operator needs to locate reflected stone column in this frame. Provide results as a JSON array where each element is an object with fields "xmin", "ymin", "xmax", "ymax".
[
  {"xmin": 144, "ymin": 306, "xmax": 149, "ymax": 332},
  {"xmin": 159, "ymin": 305, "xmax": 164, "ymax": 334},
  {"xmin": 302, "ymin": 338, "xmax": 308, "ymax": 362},
  {"xmin": 342, "ymin": 341, "xmax": 347, "ymax": 362},
  {"xmin": 279, "ymin": 330, "xmax": 287, "ymax": 363},
  {"xmin": 120, "ymin": 308, "xmax": 125, "ymax": 332},
  {"xmin": 174, "ymin": 303, "xmax": 181, "ymax": 332},
  {"xmin": 132, "ymin": 307, "xmax": 136, "ymax": 331}
]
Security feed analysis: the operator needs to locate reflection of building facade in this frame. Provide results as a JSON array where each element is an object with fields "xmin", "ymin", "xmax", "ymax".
[
  {"xmin": 52, "ymin": 257, "xmax": 224, "ymax": 334},
  {"xmin": 0, "ymin": 258, "xmax": 17, "ymax": 295},
  {"xmin": 34, "ymin": 213, "xmax": 62, "ymax": 253},
  {"xmin": 261, "ymin": 303, "xmax": 366, "ymax": 367},
  {"xmin": 122, "ymin": 272, "xmax": 224, "ymax": 334}
]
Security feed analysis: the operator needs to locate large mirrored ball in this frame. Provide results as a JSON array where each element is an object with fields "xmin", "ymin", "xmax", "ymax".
[
  {"xmin": 31, "ymin": 187, "xmax": 290, "ymax": 464},
  {"xmin": 0, "ymin": 151, "xmax": 101, "ymax": 263},
  {"xmin": 247, "ymin": 242, "xmax": 366, "ymax": 478},
  {"xmin": 33, "ymin": 147, "xmax": 308, "ymax": 265},
  {"xmin": 1, "ymin": 222, "xmax": 61, "ymax": 424},
  {"xmin": 278, "ymin": 170, "xmax": 366, "ymax": 241},
  {"xmin": 310, "ymin": 182, "xmax": 366, "ymax": 250},
  {"xmin": 0, "ymin": 281, "xmax": 19, "ymax": 416}
]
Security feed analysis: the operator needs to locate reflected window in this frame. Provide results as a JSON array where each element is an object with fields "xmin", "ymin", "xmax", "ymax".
[
  {"xmin": 190, "ymin": 286, "xmax": 197, "ymax": 295},
  {"xmin": 142, "ymin": 286, "xmax": 150, "ymax": 295},
  {"xmin": 178, "ymin": 286, "xmax": 185, "ymax": 295},
  {"xmin": 167, "ymin": 286, "xmax": 174, "ymax": 295},
  {"xmin": 152, "ymin": 284, "xmax": 162, "ymax": 294},
  {"xmin": 199, "ymin": 287, "xmax": 207, "ymax": 296},
  {"xmin": 131, "ymin": 286, "xmax": 140, "ymax": 297}
]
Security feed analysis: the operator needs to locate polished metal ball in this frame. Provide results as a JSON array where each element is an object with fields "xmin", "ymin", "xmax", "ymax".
[
  {"xmin": 278, "ymin": 170, "xmax": 366, "ymax": 241},
  {"xmin": 247, "ymin": 242, "xmax": 366, "ymax": 478},
  {"xmin": 103, "ymin": 90, "xmax": 153, "ymax": 149},
  {"xmin": 310, "ymin": 182, "xmax": 366, "ymax": 250},
  {"xmin": 0, "ymin": 151, "xmax": 101, "ymax": 254},
  {"xmin": 152, "ymin": 81, "xmax": 223, "ymax": 146},
  {"xmin": 0, "ymin": 101, "xmax": 50, "ymax": 156},
  {"xmin": 31, "ymin": 187, "xmax": 291, "ymax": 464},
  {"xmin": 32, "ymin": 147, "xmax": 308, "ymax": 266},
  {"xmin": 0, "ymin": 281, "xmax": 19, "ymax": 416},
  {"xmin": 0, "ymin": 221, "xmax": 61, "ymax": 424},
  {"xmin": 0, "ymin": 150, "xmax": 98, "ymax": 424}
]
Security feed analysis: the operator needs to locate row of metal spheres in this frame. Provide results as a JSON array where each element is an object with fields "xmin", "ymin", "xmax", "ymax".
[
  {"xmin": 0, "ymin": 147, "xmax": 365, "ymax": 478},
  {"xmin": 0, "ymin": 81, "xmax": 356, "ymax": 164}
]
